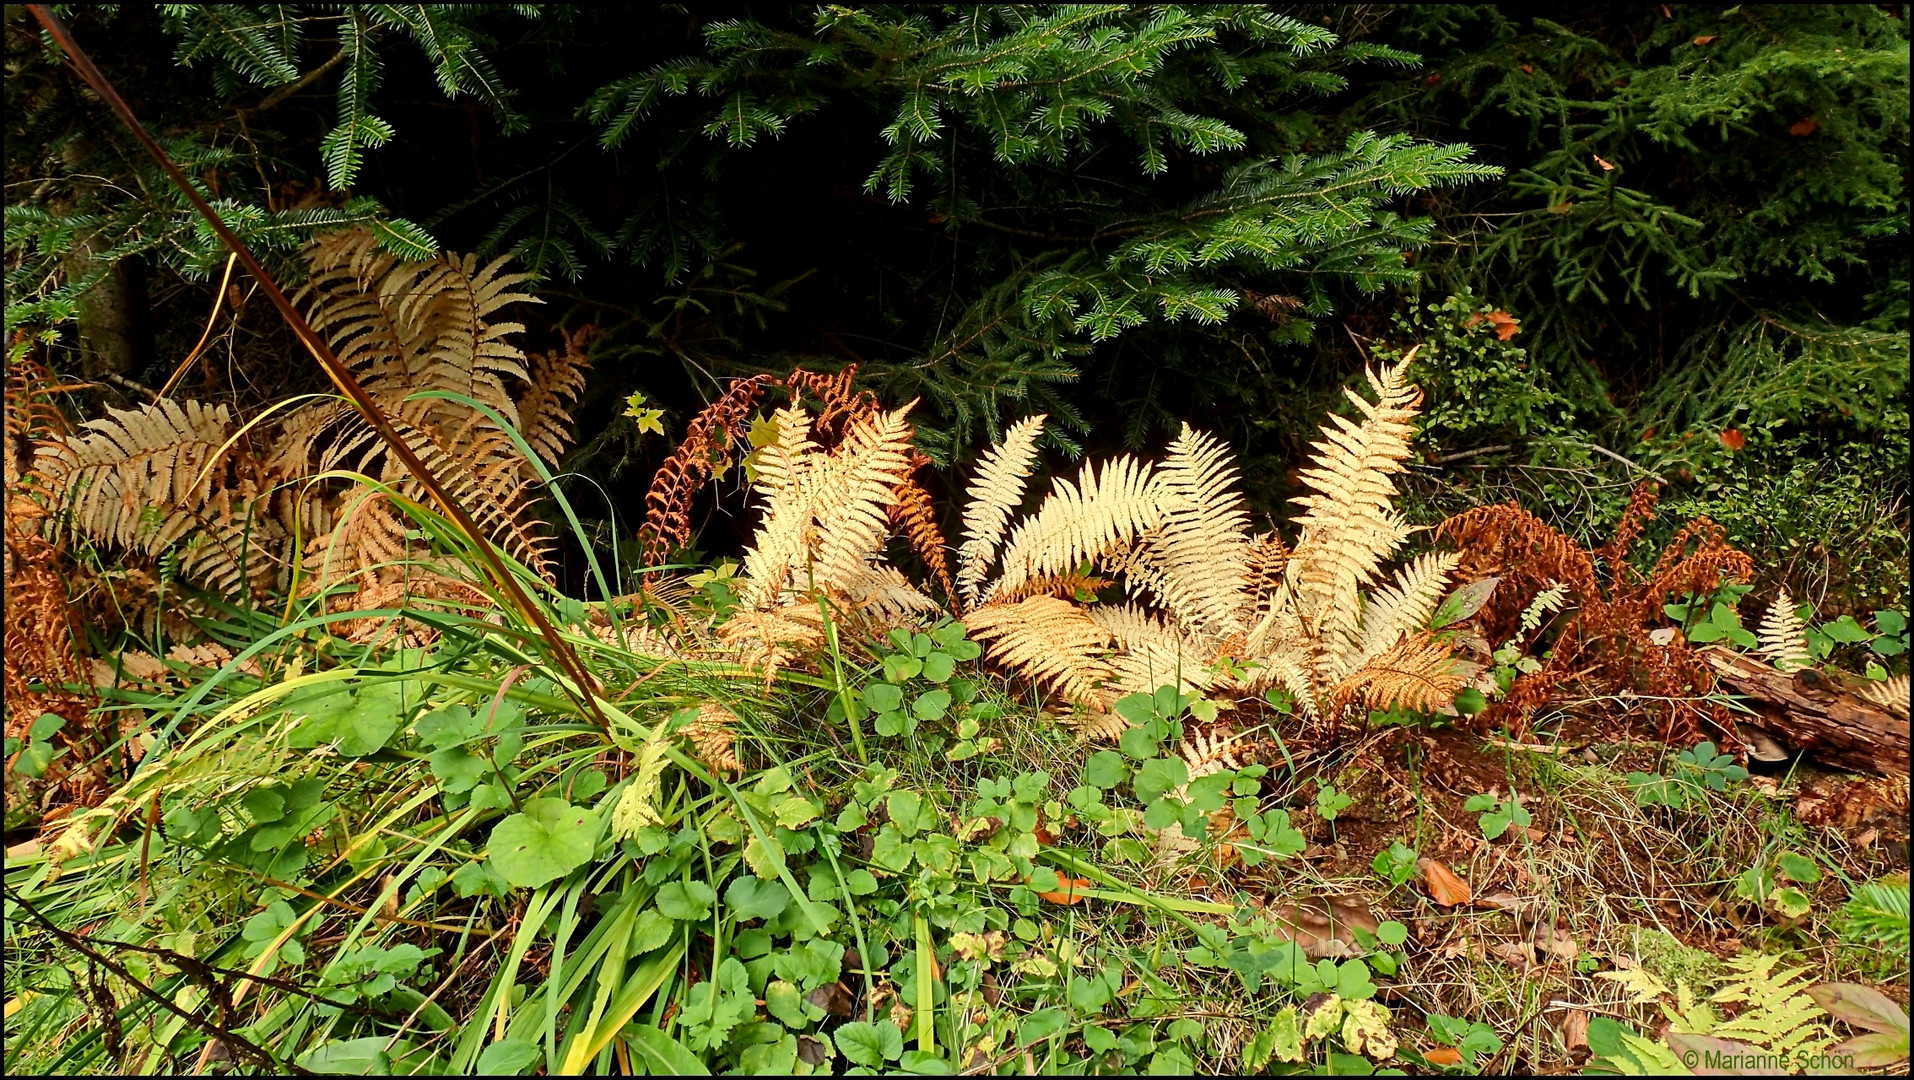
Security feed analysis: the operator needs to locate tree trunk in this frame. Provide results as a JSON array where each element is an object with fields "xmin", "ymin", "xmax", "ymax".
[{"xmin": 1700, "ymin": 647, "xmax": 1909, "ymax": 777}]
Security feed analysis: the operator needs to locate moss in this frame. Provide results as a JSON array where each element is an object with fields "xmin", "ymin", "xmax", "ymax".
[{"xmin": 1625, "ymin": 927, "xmax": 1722, "ymax": 989}]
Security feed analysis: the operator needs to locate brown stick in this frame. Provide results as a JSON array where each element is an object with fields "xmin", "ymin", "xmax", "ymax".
[{"xmin": 1700, "ymin": 647, "xmax": 1909, "ymax": 776}]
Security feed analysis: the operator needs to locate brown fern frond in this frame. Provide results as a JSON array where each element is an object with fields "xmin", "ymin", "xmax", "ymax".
[
  {"xmin": 517, "ymin": 324, "xmax": 596, "ymax": 469},
  {"xmin": 639, "ymin": 374, "xmax": 775, "ymax": 560},
  {"xmin": 889, "ymin": 463, "xmax": 953, "ymax": 600},
  {"xmin": 35, "ymin": 398, "xmax": 287, "ymax": 595},
  {"xmin": 1598, "ymin": 482, "xmax": 1659, "ymax": 580},
  {"xmin": 1177, "ymin": 726, "xmax": 1247, "ymax": 785},
  {"xmin": 1331, "ymin": 632, "xmax": 1470, "ymax": 715},
  {"xmin": 965, "ymin": 595, "xmax": 1116, "ymax": 710},
  {"xmin": 987, "ymin": 569, "xmax": 1110, "ymax": 605},
  {"xmin": 684, "ymin": 703, "xmax": 743, "ymax": 773},
  {"xmin": 785, "ymin": 365, "xmax": 878, "ymax": 443}
]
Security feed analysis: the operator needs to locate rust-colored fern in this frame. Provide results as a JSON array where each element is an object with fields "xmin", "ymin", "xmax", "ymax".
[
  {"xmin": 637, "ymin": 374, "xmax": 775, "ymax": 561},
  {"xmin": 1438, "ymin": 483, "xmax": 1755, "ymax": 746}
]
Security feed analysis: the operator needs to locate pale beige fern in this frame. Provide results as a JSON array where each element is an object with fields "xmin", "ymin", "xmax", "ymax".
[
  {"xmin": 1133, "ymin": 424, "xmax": 1251, "ymax": 635},
  {"xmin": 1284, "ymin": 356, "xmax": 1422, "ymax": 660},
  {"xmin": 1861, "ymin": 673, "xmax": 1909, "ymax": 718},
  {"xmin": 1756, "ymin": 590, "xmax": 1813, "ymax": 673},
  {"xmin": 738, "ymin": 403, "xmax": 925, "ymax": 612},
  {"xmin": 683, "ymin": 703, "xmax": 743, "ymax": 773},
  {"xmin": 717, "ymin": 603, "xmax": 826, "ymax": 690},
  {"xmin": 1086, "ymin": 602, "xmax": 1216, "ymax": 700},
  {"xmin": 984, "ymin": 454, "xmax": 1161, "ymax": 604},
  {"xmin": 955, "ymin": 413, "xmax": 1046, "ymax": 606},
  {"xmin": 965, "ymin": 595, "xmax": 1116, "ymax": 711},
  {"xmin": 1514, "ymin": 580, "xmax": 1570, "ymax": 641},
  {"xmin": 1352, "ymin": 551, "xmax": 1459, "ymax": 671}
]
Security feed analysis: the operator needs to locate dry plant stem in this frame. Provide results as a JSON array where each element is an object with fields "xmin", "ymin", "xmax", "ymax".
[
  {"xmin": 26, "ymin": 4, "xmax": 608, "ymax": 730},
  {"xmin": 818, "ymin": 593, "xmax": 870, "ymax": 764},
  {"xmin": 2, "ymin": 885, "xmax": 304, "ymax": 1074}
]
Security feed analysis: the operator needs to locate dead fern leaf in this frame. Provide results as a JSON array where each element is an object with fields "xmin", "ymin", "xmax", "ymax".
[
  {"xmin": 1332, "ymin": 631, "xmax": 1469, "ymax": 714},
  {"xmin": 684, "ymin": 703, "xmax": 743, "ymax": 773},
  {"xmin": 965, "ymin": 595, "xmax": 1116, "ymax": 710},
  {"xmin": 985, "ymin": 454, "xmax": 1161, "ymax": 605},
  {"xmin": 1756, "ymin": 590, "xmax": 1813, "ymax": 673},
  {"xmin": 956, "ymin": 414, "xmax": 1046, "ymax": 605}
]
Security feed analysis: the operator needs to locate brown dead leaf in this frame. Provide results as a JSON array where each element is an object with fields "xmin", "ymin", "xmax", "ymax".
[
  {"xmin": 1789, "ymin": 117, "xmax": 1820, "ymax": 137},
  {"xmin": 1693, "ymin": 35, "xmax": 1718, "ymax": 46},
  {"xmin": 806, "ymin": 981, "xmax": 855, "ymax": 1017},
  {"xmin": 1270, "ymin": 896, "xmax": 1381, "ymax": 959},
  {"xmin": 1489, "ymin": 940, "xmax": 1534, "ymax": 970},
  {"xmin": 1485, "ymin": 310, "xmax": 1520, "ymax": 340},
  {"xmin": 1593, "ymin": 154, "xmax": 1616, "ymax": 172},
  {"xmin": 1424, "ymin": 1046, "xmax": 1464, "ymax": 1066},
  {"xmin": 1419, "ymin": 858, "xmax": 1472, "ymax": 906},
  {"xmin": 1563, "ymin": 1009, "xmax": 1590, "ymax": 1050},
  {"xmin": 1477, "ymin": 891, "xmax": 1523, "ymax": 912}
]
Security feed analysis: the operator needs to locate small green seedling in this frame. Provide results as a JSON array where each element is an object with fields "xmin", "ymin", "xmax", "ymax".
[
  {"xmin": 1372, "ymin": 841, "xmax": 1418, "ymax": 888},
  {"xmin": 1315, "ymin": 784, "xmax": 1354, "ymax": 822},
  {"xmin": 1463, "ymin": 791, "xmax": 1531, "ymax": 841},
  {"xmin": 1626, "ymin": 739, "xmax": 1748, "ymax": 811}
]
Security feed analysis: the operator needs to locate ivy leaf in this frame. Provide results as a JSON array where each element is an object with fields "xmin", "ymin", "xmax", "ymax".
[{"xmin": 487, "ymin": 799, "xmax": 600, "ymax": 888}]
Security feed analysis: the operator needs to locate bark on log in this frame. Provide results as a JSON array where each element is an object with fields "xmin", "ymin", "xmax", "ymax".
[{"xmin": 1701, "ymin": 647, "xmax": 1909, "ymax": 777}]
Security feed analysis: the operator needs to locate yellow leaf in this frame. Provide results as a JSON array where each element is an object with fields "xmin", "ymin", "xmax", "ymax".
[{"xmin": 1595, "ymin": 966, "xmax": 1672, "ymax": 1005}]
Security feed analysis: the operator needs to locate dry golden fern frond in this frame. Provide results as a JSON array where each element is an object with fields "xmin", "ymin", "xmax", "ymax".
[
  {"xmin": 1756, "ymin": 591, "xmax": 1813, "ymax": 673},
  {"xmin": 684, "ymin": 703, "xmax": 743, "ymax": 773},
  {"xmin": 301, "ymin": 229, "xmax": 535, "ymax": 421},
  {"xmin": 965, "ymin": 595, "xmax": 1116, "ymax": 710},
  {"xmin": 829, "ymin": 564, "xmax": 940, "ymax": 623},
  {"xmin": 985, "ymin": 454, "xmax": 1161, "ymax": 604},
  {"xmin": 1352, "ymin": 551, "xmax": 1459, "ymax": 670},
  {"xmin": 382, "ymin": 407, "xmax": 556, "ymax": 577},
  {"xmin": 750, "ymin": 405, "xmax": 819, "ymax": 501},
  {"xmin": 1861, "ymin": 674, "xmax": 1909, "ymax": 718},
  {"xmin": 717, "ymin": 603, "xmax": 826, "ymax": 689},
  {"xmin": 1286, "ymin": 355, "xmax": 1422, "ymax": 653},
  {"xmin": 1146, "ymin": 423, "xmax": 1252, "ymax": 635},
  {"xmin": 1086, "ymin": 602, "xmax": 1216, "ymax": 699},
  {"xmin": 808, "ymin": 404, "xmax": 919, "ymax": 593},
  {"xmin": 1062, "ymin": 709, "xmax": 1133, "ymax": 742},
  {"xmin": 1332, "ymin": 631, "xmax": 1468, "ymax": 715},
  {"xmin": 956, "ymin": 413, "xmax": 1046, "ymax": 605},
  {"xmin": 1180, "ymin": 726, "xmax": 1246, "ymax": 778},
  {"xmin": 35, "ymin": 398, "xmax": 289, "ymax": 595},
  {"xmin": 516, "ymin": 327, "xmax": 595, "ymax": 469}
]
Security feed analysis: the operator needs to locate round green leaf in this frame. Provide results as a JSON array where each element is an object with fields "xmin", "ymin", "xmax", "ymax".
[
  {"xmin": 865, "ymin": 682, "xmax": 904, "ymax": 712},
  {"xmin": 487, "ymin": 798, "xmax": 600, "ymax": 888},
  {"xmin": 912, "ymin": 689, "xmax": 952, "ymax": 721}
]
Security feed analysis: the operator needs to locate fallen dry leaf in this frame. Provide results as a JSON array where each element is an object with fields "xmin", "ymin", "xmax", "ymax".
[
  {"xmin": 1692, "ymin": 34, "xmax": 1718, "ymax": 46},
  {"xmin": 1423, "ymin": 1046, "xmax": 1464, "ymax": 1066},
  {"xmin": 1034, "ymin": 874, "xmax": 1092, "ymax": 904},
  {"xmin": 1563, "ymin": 1009, "xmax": 1590, "ymax": 1050},
  {"xmin": 1593, "ymin": 154, "xmax": 1616, "ymax": 172},
  {"xmin": 1419, "ymin": 857, "xmax": 1472, "ymax": 906},
  {"xmin": 1269, "ymin": 896, "xmax": 1382, "ymax": 959},
  {"xmin": 1789, "ymin": 117, "xmax": 1821, "ymax": 137},
  {"xmin": 1719, "ymin": 428, "xmax": 1745, "ymax": 450},
  {"xmin": 1486, "ymin": 310, "xmax": 1520, "ymax": 340}
]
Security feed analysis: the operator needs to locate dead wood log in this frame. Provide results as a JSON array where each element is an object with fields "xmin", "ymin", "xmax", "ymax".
[{"xmin": 1700, "ymin": 647, "xmax": 1908, "ymax": 777}]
